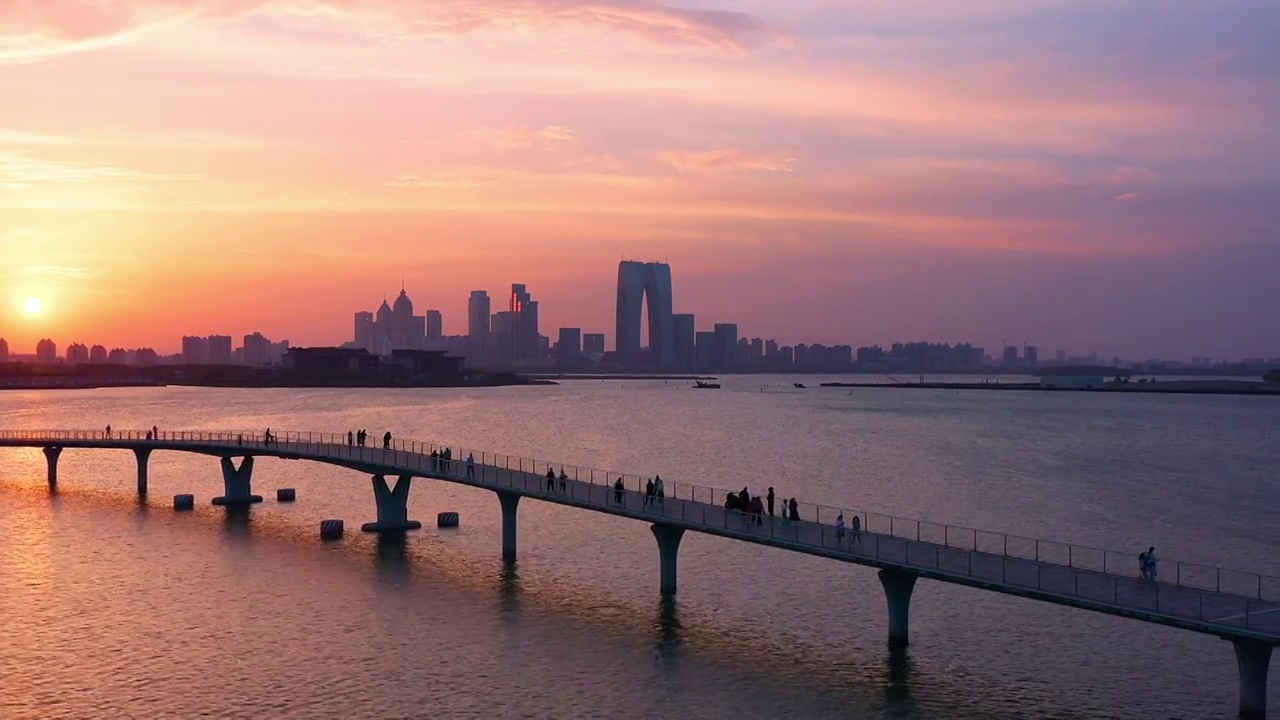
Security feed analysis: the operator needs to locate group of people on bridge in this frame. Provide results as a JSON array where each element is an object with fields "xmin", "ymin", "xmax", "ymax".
[{"xmin": 348, "ymin": 429, "xmax": 392, "ymax": 449}]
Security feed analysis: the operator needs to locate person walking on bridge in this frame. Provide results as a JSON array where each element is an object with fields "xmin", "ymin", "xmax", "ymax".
[
  {"xmin": 347, "ymin": 431, "xmax": 354, "ymax": 446},
  {"xmin": 558, "ymin": 468, "xmax": 568, "ymax": 492},
  {"xmin": 654, "ymin": 475, "xmax": 665, "ymax": 510},
  {"xmin": 383, "ymin": 431, "xmax": 392, "ymax": 450},
  {"xmin": 766, "ymin": 487, "xmax": 775, "ymax": 516},
  {"xmin": 105, "ymin": 425, "xmax": 112, "ymax": 439},
  {"xmin": 466, "ymin": 453, "xmax": 475, "ymax": 478},
  {"xmin": 613, "ymin": 477, "xmax": 624, "ymax": 505},
  {"xmin": 546, "ymin": 467, "xmax": 557, "ymax": 493}
]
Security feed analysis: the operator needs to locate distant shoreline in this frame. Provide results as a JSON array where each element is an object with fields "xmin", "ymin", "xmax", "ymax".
[
  {"xmin": 820, "ymin": 380, "xmax": 1280, "ymax": 396},
  {"xmin": 0, "ymin": 377, "xmax": 556, "ymax": 391}
]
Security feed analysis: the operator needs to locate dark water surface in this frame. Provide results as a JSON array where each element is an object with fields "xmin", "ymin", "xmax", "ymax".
[{"xmin": 1, "ymin": 377, "xmax": 1277, "ymax": 719}]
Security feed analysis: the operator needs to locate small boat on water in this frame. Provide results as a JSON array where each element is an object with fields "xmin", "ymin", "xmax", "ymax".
[
  {"xmin": 694, "ymin": 380, "xmax": 721, "ymax": 389},
  {"xmin": 793, "ymin": 383, "xmax": 806, "ymax": 389}
]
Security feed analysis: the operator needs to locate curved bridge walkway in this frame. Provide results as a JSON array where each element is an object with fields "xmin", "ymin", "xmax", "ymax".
[{"xmin": 2, "ymin": 429, "xmax": 1277, "ymax": 718}]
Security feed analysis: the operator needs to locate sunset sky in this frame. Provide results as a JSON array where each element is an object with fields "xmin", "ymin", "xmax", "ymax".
[{"xmin": 2, "ymin": 0, "xmax": 1277, "ymax": 359}]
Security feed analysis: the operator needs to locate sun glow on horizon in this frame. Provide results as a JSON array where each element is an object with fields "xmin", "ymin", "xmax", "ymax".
[{"xmin": 23, "ymin": 297, "xmax": 44, "ymax": 316}]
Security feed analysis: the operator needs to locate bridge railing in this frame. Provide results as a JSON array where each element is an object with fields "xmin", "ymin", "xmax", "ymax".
[{"xmin": 3, "ymin": 428, "xmax": 1279, "ymax": 611}]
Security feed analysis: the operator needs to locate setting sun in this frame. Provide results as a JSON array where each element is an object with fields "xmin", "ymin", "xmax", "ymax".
[{"xmin": 23, "ymin": 297, "xmax": 44, "ymax": 316}]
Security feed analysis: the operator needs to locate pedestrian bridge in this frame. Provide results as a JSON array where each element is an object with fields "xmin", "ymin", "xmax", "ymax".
[{"xmin": 1, "ymin": 428, "xmax": 1277, "ymax": 718}]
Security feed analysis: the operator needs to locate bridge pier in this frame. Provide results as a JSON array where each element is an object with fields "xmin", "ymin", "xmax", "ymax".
[
  {"xmin": 878, "ymin": 569, "xmax": 918, "ymax": 646},
  {"xmin": 361, "ymin": 474, "xmax": 422, "ymax": 532},
  {"xmin": 213, "ymin": 456, "xmax": 262, "ymax": 506},
  {"xmin": 652, "ymin": 524, "xmax": 685, "ymax": 596},
  {"xmin": 497, "ymin": 491, "xmax": 520, "ymax": 560},
  {"xmin": 43, "ymin": 446, "xmax": 62, "ymax": 489},
  {"xmin": 134, "ymin": 448, "xmax": 151, "ymax": 498},
  {"xmin": 1233, "ymin": 639, "xmax": 1272, "ymax": 719}
]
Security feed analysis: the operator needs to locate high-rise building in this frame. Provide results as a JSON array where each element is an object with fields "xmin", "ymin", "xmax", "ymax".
[
  {"xmin": 557, "ymin": 328, "xmax": 582, "ymax": 369},
  {"xmin": 672, "ymin": 313, "xmax": 695, "ymax": 369},
  {"xmin": 208, "ymin": 335, "xmax": 233, "ymax": 364},
  {"xmin": 355, "ymin": 289, "xmax": 428, "ymax": 353},
  {"xmin": 509, "ymin": 284, "xmax": 540, "ymax": 363},
  {"xmin": 468, "ymin": 291, "xmax": 491, "ymax": 339},
  {"xmin": 615, "ymin": 260, "xmax": 674, "ymax": 370},
  {"xmin": 135, "ymin": 348, "xmax": 159, "ymax": 366},
  {"xmin": 36, "ymin": 338, "xmax": 57, "ymax": 364},
  {"xmin": 713, "ymin": 323, "xmax": 739, "ymax": 370},
  {"xmin": 0, "ymin": 337, "xmax": 8, "ymax": 363},
  {"xmin": 66, "ymin": 343, "xmax": 89, "ymax": 364},
  {"xmin": 182, "ymin": 336, "xmax": 208, "ymax": 363},
  {"xmin": 582, "ymin": 333, "xmax": 605, "ymax": 354},
  {"xmin": 426, "ymin": 310, "xmax": 443, "ymax": 342},
  {"xmin": 694, "ymin": 331, "xmax": 716, "ymax": 370},
  {"xmin": 243, "ymin": 332, "xmax": 272, "ymax": 366},
  {"xmin": 354, "ymin": 311, "xmax": 375, "ymax": 351},
  {"xmin": 1003, "ymin": 345, "xmax": 1019, "ymax": 367},
  {"xmin": 108, "ymin": 348, "xmax": 128, "ymax": 364},
  {"xmin": 89, "ymin": 344, "xmax": 107, "ymax": 363},
  {"xmin": 1024, "ymin": 345, "xmax": 1039, "ymax": 368}
]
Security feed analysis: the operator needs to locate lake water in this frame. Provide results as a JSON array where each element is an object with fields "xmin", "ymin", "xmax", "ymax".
[{"xmin": 1, "ymin": 377, "xmax": 1277, "ymax": 719}]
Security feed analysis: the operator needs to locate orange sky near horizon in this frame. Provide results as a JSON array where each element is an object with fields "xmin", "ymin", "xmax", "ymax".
[{"xmin": 2, "ymin": 1, "xmax": 1278, "ymax": 358}]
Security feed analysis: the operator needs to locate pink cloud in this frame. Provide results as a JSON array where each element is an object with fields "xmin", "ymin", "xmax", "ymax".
[
  {"xmin": 0, "ymin": 0, "xmax": 784, "ymax": 62},
  {"xmin": 656, "ymin": 149, "xmax": 795, "ymax": 174}
]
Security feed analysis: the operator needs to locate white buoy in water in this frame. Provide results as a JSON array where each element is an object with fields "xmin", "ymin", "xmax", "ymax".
[{"xmin": 319, "ymin": 519, "xmax": 344, "ymax": 540}]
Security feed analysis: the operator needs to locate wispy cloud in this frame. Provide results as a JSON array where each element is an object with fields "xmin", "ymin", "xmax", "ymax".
[
  {"xmin": 0, "ymin": 0, "xmax": 786, "ymax": 63},
  {"xmin": 469, "ymin": 125, "xmax": 577, "ymax": 151},
  {"xmin": 657, "ymin": 149, "xmax": 795, "ymax": 174},
  {"xmin": 385, "ymin": 171, "xmax": 486, "ymax": 189},
  {"xmin": 12, "ymin": 264, "xmax": 99, "ymax": 280},
  {"xmin": 0, "ymin": 151, "xmax": 199, "ymax": 186}
]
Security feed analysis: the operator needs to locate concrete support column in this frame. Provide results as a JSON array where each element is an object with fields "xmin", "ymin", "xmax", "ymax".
[
  {"xmin": 134, "ymin": 448, "xmax": 152, "ymax": 498},
  {"xmin": 878, "ymin": 569, "xmax": 919, "ymax": 646},
  {"xmin": 497, "ymin": 491, "xmax": 520, "ymax": 561},
  {"xmin": 361, "ymin": 474, "xmax": 422, "ymax": 532},
  {"xmin": 43, "ymin": 446, "xmax": 63, "ymax": 489},
  {"xmin": 213, "ymin": 456, "xmax": 263, "ymax": 506},
  {"xmin": 1233, "ymin": 639, "xmax": 1272, "ymax": 719},
  {"xmin": 651, "ymin": 524, "xmax": 686, "ymax": 596}
]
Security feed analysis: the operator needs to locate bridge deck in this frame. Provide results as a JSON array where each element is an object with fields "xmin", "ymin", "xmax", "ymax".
[{"xmin": 2, "ymin": 429, "xmax": 1277, "ymax": 644}]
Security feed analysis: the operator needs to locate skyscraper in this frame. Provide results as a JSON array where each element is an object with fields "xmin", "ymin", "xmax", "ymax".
[
  {"xmin": 672, "ymin": 313, "xmax": 695, "ymax": 370},
  {"xmin": 509, "ymin": 284, "xmax": 540, "ymax": 364},
  {"xmin": 89, "ymin": 344, "xmax": 107, "ymax": 362},
  {"xmin": 468, "ymin": 291, "xmax": 491, "ymax": 339},
  {"xmin": 354, "ymin": 311, "xmax": 375, "ymax": 351},
  {"xmin": 713, "ymin": 323, "xmax": 738, "ymax": 371},
  {"xmin": 468, "ymin": 290, "xmax": 491, "ymax": 361},
  {"xmin": 0, "ymin": 337, "xmax": 8, "ymax": 363},
  {"xmin": 426, "ymin": 310, "xmax": 443, "ymax": 342},
  {"xmin": 557, "ymin": 327, "xmax": 582, "ymax": 369},
  {"xmin": 615, "ymin": 260, "xmax": 674, "ymax": 370}
]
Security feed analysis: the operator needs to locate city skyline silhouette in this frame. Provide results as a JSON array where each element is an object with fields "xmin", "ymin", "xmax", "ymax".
[{"xmin": 2, "ymin": 3, "xmax": 1277, "ymax": 359}]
